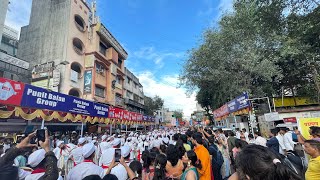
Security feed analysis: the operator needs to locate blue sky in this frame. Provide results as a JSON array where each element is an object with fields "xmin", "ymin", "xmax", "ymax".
[{"xmin": 5, "ymin": 0, "xmax": 233, "ymax": 118}]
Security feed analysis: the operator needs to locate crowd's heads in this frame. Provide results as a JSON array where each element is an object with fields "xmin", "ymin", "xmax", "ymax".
[
  {"xmin": 121, "ymin": 145, "xmax": 131, "ymax": 159},
  {"xmin": 153, "ymin": 154, "xmax": 167, "ymax": 180},
  {"xmin": 191, "ymin": 133, "xmax": 203, "ymax": 145},
  {"xmin": 142, "ymin": 151, "xmax": 156, "ymax": 172},
  {"xmin": 78, "ymin": 137, "xmax": 86, "ymax": 145},
  {"xmin": 235, "ymin": 139, "xmax": 248, "ymax": 149},
  {"xmin": 235, "ymin": 145, "xmax": 302, "ymax": 180},
  {"xmin": 254, "ymin": 131, "xmax": 261, "ymax": 137},
  {"xmin": 309, "ymin": 126, "xmax": 320, "ymax": 138}
]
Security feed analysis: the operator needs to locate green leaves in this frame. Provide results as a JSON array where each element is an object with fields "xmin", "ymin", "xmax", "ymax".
[{"xmin": 181, "ymin": 0, "xmax": 320, "ymax": 110}]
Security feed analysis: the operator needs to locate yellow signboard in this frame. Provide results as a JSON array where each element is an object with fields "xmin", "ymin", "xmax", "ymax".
[
  {"xmin": 298, "ymin": 118, "xmax": 320, "ymax": 139},
  {"xmin": 274, "ymin": 97, "xmax": 318, "ymax": 107},
  {"xmin": 31, "ymin": 79, "xmax": 53, "ymax": 89}
]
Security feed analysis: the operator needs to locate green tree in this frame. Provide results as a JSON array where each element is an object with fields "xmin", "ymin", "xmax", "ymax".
[{"xmin": 144, "ymin": 95, "xmax": 164, "ymax": 115}]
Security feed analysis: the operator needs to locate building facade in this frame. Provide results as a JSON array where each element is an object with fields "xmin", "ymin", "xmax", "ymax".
[
  {"xmin": 17, "ymin": 0, "xmax": 127, "ymax": 107},
  {"xmin": 123, "ymin": 67, "xmax": 144, "ymax": 113},
  {"xmin": 0, "ymin": 0, "xmax": 9, "ymax": 43}
]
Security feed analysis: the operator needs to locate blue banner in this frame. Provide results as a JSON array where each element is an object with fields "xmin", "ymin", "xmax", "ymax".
[
  {"xmin": 21, "ymin": 84, "xmax": 108, "ymax": 117},
  {"xmin": 227, "ymin": 92, "xmax": 250, "ymax": 113}
]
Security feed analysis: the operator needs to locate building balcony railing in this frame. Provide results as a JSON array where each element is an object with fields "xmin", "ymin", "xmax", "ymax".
[
  {"xmin": 125, "ymin": 98, "xmax": 144, "ymax": 109},
  {"xmin": 115, "ymin": 96, "xmax": 125, "ymax": 107}
]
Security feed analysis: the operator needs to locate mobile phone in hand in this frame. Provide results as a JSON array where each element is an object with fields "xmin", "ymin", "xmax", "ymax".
[
  {"xmin": 115, "ymin": 148, "xmax": 121, "ymax": 162},
  {"xmin": 36, "ymin": 129, "xmax": 45, "ymax": 142}
]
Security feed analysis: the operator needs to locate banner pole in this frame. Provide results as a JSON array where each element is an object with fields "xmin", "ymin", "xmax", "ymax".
[{"xmin": 81, "ymin": 121, "xmax": 84, "ymax": 137}]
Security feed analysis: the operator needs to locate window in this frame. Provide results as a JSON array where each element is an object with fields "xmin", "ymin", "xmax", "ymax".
[
  {"xmin": 118, "ymin": 59, "xmax": 123, "ymax": 68},
  {"xmin": 73, "ymin": 38, "xmax": 84, "ymax": 55},
  {"xmin": 95, "ymin": 63, "xmax": 105, "ymax": 74},
  {"xmin": 0, "ymin": 70, "xmax": 3, "ymax": 77},
  {"xmin": 134, "ymin": 82, "xmax": 137, "ymax": 88},
  {"xmin": 95, "ymin": 85, "xmax": 105, "ymax": 97},
  {"xmin": 74, "ymin": 15, "xmax": 86, "ymax": 32},
  {"xmin": 99, "ymin": 42, "xmax": 107, "ymax": 55},
  {"xmin": 71, "ymin": 62, "xmax": 82, "ymax": 79},
  {"xmin": 116, "ymin": 76, "xmax": 121, "ymax": 84},
  {"xmin": 127, "ymin": 77, "xmax": 131, "ymax": 84}
]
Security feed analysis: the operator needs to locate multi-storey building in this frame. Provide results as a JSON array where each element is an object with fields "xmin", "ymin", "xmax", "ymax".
[
  {"xmin": 0, "ymin": 0, "xmax": 9, "ymax": 43},
  {"xmin": 123, "ymin": 67, "xmax": 144, "ymax": 113},
  {"xmin": 17, "ymin": 0, "xmax": 127, "ymax": 107}
]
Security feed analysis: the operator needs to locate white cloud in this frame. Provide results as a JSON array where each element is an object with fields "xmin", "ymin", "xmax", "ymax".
[
  {"xmin": 136, "ymin": 71, "xmax": 197, "ymax": 119},
  {"xmin": 133, "ymin": 46, "xmax": 184, "ymax": 68},
  {"xmin": 4, "ymin": 0, "xmax": 32, "ymax": 36}
]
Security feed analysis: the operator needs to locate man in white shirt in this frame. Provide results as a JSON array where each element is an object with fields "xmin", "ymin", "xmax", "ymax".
[
  {"xmin": 283, "ymin": 128, "xmax": 296, "ymax": 152},
  {"xmin": 242, "ymin": 128, "xmax": 249, "ymax": 142},
  {"xmin": 254, "ymin": 131, "xmax": 267, "ymax": 147},
  {"xmin": 69, "ymin": 137, "xmax": 86, "ymax": 165},
  {"xmin": 99, "ymin": 148, "xmax": 128, "ymax": 180},
  {"xmin": 276, "ymin": 128, "xmax": 287, "ymax": 155},
  {"xmin": 67, "ymin": 143, "xmax": 106, "ymax": 180}
]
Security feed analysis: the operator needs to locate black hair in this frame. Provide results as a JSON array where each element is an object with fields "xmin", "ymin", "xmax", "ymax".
[
  {"xmin": 186, "ymin": 150, "xmax": 202, "ymax": 169},
  {"xmin": 175, "ymin": 140, "xmax": 186, "ymax": 159},
  {"xmin": 142, "ymin": 151, "xmax": 156, "ymax": 173},
  {"xmin": 192, "ymin": 134, "xmax": 203, "ymax": 145},
  {"xmin": 83, "ymin": 175, "xmax": 102, "ymax": 180},
  {"xmin": 208, "ymin": 136, "xmax": 215, "ymax": 144},
  {"xmin": 218, "ymin": 128, "xmax": 223, "ymax": 133},
  {"xmin": 304, "ymin": 140, "xmax": 320, "ymax": 150},
  {"xmin": 160, "ymin": 144, "xmax": 167, "ymax": 153},
  {"xmin": 180, "ymin": 134, "xmax": 188, "ymax": 144},
  {"xmin": 254, "ymin": 131, "xmax": 261, "ymax": 136},
  {"xmin": 270, "ymin": 128, "xmax": 279, "ymax": 136},
  {"xmin": 310, "ymin": 126, "xmax": 320, "ymax": 137},
  {"xmin": 242, "ymin": 128, "xmax": 247, "ymax": 132},
  {"xmin": 248, "ymin": 134, "xmax": 254, "ymax": 139},
  {"xmin": 173, "ymin": 134, "xmax": 179, "ymax": 141},
  {"xmin": 153, "ymin": 154, "xmax": 167, "ymax": 180},
  {"xmin": 102, "ymin": 174, "xmax": 118, "ymax": 180},
  {"xmin": 235, "ymin": 139, "xmax": 248, "ymax": 149},
  {"xmin": 186, "ymin": 130, "xmax": 193, "ymax": 138},
  {"xmin": 166, "ymin": 144, "xmax": 180, "ymax": 166},
  {"xmin": 150, "ymin": 147, "xmax": 160, "ymax": 155},
  {"xmin": 228, "ymin": 131, "xmax": 235, "ymax": 137},
  {"xmin": 129, "ymin": 160, "xmax": 142, "ymax": 178},
  {"xmin": 236, "ymin": 145, "xmax": 303, "ymax": 180}
]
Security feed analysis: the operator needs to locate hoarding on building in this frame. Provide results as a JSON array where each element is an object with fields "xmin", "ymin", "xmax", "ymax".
[
  {"xmin": 0, "ymin": 78, "xmax": 25, "ymax": 106},
  {"xmin": 84, "ymin": 70, "xmax": 92, "ymax": 93}
]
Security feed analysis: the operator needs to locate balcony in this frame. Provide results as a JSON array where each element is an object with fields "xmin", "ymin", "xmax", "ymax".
[
  {"xmin": 115, "ymin": 96, "xmax": 125, "ymax": 107},
  {"xmin": 125, "ymin": 98, "xmax": 144, "ymax": 109}
]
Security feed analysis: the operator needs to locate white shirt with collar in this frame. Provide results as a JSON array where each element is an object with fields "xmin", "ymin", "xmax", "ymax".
[
  {"xmin": 276, "ymin": 134, "xmax": 286, "ymax": 155},
  {"xmin": 67, "ymin": 161, "xmax": 106, "ymax": 180},
  {"xmin": 284, "ymin": 131, "xmax": 296, "ymax": 151}
]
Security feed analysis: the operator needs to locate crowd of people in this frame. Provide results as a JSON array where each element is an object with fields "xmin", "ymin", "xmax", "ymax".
[{"xmin": 0, "ymin": 125, "xmax": 319, "ymax": 180}]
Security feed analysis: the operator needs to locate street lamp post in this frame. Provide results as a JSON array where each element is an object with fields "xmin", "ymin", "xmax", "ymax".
[{"xmin": 40, "ymin": 61, "xmax": 69, "ymax": 129}]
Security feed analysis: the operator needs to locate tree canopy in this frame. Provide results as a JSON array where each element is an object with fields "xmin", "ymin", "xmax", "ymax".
[
  {"xmin": 144, "ymin": 95, "xmax": 164, "ymax": 116},
  {"xmin": 180, "ymin": 0, "xmax": 320, "ymax": 111}
]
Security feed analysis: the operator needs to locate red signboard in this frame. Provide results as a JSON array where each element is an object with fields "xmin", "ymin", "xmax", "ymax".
[
  {"xmin": 0, "ymin": 78, "xmax": 25, "ymax": 106},
  {"xmin": 213, "ymin": 104, "xmax": 229, "ymax": 118},
  {"xmin": 283, "ymin": 117, "xmax": 297, "ymax": 123},
  {"xmin": 123, "ymin": 110, "xmax": 130, "ymax": 121},
  {"xmin": 108, "ymin": 107, "xmax": 124, "ymax": 119}
]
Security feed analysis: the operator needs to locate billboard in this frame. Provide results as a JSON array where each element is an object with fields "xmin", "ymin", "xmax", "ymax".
[
  {"xmin": 0, "ymin": 78, "xmax": 25, "ymax": 106},
  {"xmin": 84, "ymin": 70, "xmax": 92, "ymax": 93},
  {"xmin": 227, "ymin": 92, "xmax": 250, "ymax": 113},
  {"xmin": 20, "ymin": 84, "xmax": 108, "ymax": 117}
]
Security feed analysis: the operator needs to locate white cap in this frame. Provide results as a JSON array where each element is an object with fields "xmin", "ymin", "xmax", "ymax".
[
  {"xmin": 93, "ymin": 136, "xmax": 97, "ymax": 139},
  {"xmin": 92, "ymin": 140, "xmax": 97, "ymax": 144},
  {"xmin": 101, "ymin": 135, "xmax": 108, "ymax": 141},
  {"xmin": 121, "ymin": 145, "xmax": 131, "ymax": 157},
  {"xmin": 100, "ymin": 148, "xmax": 115, "ymax": 166},
  {"xmin": 112, "ymin": 138, "xmax": 121, "ymax": 146},
  {"xmin": 56, "ymin": 141, "xmax": 64, "ymax": 147},
  {"xmin": 141, "ymin": 135, "xmax": 146, "ymax": 140},
  {"xmin": 78, "ymin": 137, "xmax": 86, "ymax": 145},
  {"xmin": 163, "ymin": 137, "xmax": 169, "ymax": 144},
  {"xmin": 153, "ymin": 140, "xmax": 161, "ymax": 148},
  {"xmin": 100, "ymin": 142, "xmax": 111, "ymax": 151},
  {"xmin": 28, "ymin": 149, "xmax": 46, "ymax": 167},
  {"xmin": 82, "ymin": 143, "xmax": 96, "ymax": 158}
]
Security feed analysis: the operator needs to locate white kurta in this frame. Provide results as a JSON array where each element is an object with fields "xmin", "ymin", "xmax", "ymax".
[
  {"xmin": 25, "ymin": 172, "xmax": 63, "ymax": 180},
  {"xmin": 70, "ymin": 146, "xmax": 84, "ymax": 165},
  {"xmin": 276, "ymin": 134, "xmax": 286, "ymax": 155},
  {"xmin": 67, "ymin": 162, "xmax": 106, "ymax": 180},
  {"xmin": 254, "ymin": 136, "xmax": 267, "ymax": 147}
]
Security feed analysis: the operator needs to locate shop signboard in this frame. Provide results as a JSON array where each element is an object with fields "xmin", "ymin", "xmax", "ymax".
[
  {"xmin": 227, "ymin": 92, "xmax": 250, "ymax": 113},
  {"xmin": 84, "ymin": 70, "xmax": 92, "ymax": 93},
  {"xmin": 108, "ymin": 107, "xmax": 124, "ymax": 119},
  {"xmin": 283, "ymin": 117, "xmax": 297, "ymax": 123},
  {"xmin": 0, "ymin": 78, "xmax": 25, "ymax": 106},
  {"xmin": 213, "ymin": 104, "xmax": 229, "ymax": 118},
  {"xmin": 298, "ymin": 118, "xmax": 320, "ymax": 139},
  {"xmin": 20, "ymin": 84, "xmax": 108, "ymax": 117}
]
